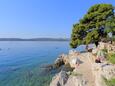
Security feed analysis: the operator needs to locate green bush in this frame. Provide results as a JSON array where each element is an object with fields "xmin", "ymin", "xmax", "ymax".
[
  {"xmin": 102, "ymin": 48, "xmax": 108, "ymax": 53},
  {"xmin": 112, "ymin": 36, "xmax": 115, "ymax": 41},
  {"xmin": 107, "ymin": 53, "xmax": 115, "ymax": 64},
  {"xmin": 104, "ymin": 78, "xmax": 115, "ymax": 86}
]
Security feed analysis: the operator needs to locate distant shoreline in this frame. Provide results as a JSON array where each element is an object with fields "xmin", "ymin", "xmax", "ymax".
[{"xmin": 0, "ymin": 38, "xmax": 70, "ymax": 41}]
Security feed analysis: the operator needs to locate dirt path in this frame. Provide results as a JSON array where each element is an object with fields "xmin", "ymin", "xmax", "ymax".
[{"xmin": 75, "ymin": 53, "xmax": 95, "ymax": 86}]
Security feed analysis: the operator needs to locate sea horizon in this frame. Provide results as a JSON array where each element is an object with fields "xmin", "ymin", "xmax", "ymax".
[{"xmin": 0, "ymin": 38, "xmax": 70, "ymax": 41}]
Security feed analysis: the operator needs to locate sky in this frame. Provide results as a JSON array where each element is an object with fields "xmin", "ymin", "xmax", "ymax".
[{"xmin": 0, "ymin": 0, "xmax": 114, "ymax": 38}]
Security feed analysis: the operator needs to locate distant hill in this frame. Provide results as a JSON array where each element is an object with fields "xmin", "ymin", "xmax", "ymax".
[{"xmin": 0, "ymin": 38, "xmax": 70, "ymax": 41}]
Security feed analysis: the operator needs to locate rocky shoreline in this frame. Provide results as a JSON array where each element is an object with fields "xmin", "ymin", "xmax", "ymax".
[{"xmin": 49, "ymin": 42, "xmax": 115, "ymax": 86}]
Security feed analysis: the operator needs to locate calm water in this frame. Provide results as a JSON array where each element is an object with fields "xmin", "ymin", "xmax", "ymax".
[
  {"xmin": 0, "ymin": 41, "xmax": 85, "ymax": 86},
  {"xmin": 0, "ymin": 41, "xmax": 71, "ymax": 86}
]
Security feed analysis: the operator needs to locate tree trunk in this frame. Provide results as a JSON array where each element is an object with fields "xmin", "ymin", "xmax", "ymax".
[{"xmin": 95, "ymin": 41, "xmax": 99, "ymax": 47}]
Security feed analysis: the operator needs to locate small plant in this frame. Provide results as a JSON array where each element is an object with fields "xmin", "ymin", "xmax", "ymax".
[
  {"xmin": 112, "ymin": 36, "xmax": 115, "ymax": 42},
  {"xmin": 107, "ymin": 53, "xmax": 115, "ymax": 64},
  {"xmin": 69, "ymin": 71, "xmax": 82, "ymax": 76},
  {"xmin": 102, "ymin": 48, "xmax": 108, "ymax": 53},
  {"xmin": 104, "ymin": 78, "xmax": 115, "ymax": 86}
]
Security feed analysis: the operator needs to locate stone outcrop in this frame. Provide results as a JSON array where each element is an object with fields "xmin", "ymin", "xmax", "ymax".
[
  {"xmin": 98, "ymin": 42, "xmax": 115, "ymax": 53},
  {"xmin": 92, "ymin": 63, "xmax": 115, "ymax": 86},
  {"xmin": 50, "ymin": 52, "xmax": 95, "ymax": 86},
  {"xmin": 50, "ymin": 71, "xmax": 87, "ymax": 86},
  {"xmin": 53, "ymin": 50, "xmax": 80, "ymax": 69},
  {"xmin": 50, "ymin": 71, "xmax": 68, "ymax": 86},
  {"xmin": 54, "ymin": 56, "xmax": 65, "ymax": 68},
  {"xmin": 102, "ymin": 64, "xmax": 115, "ymax": 80},
  {"xmin": 50, "ymin": 42, "xmax": 115, "ymax": 86},
  {"xmin": 65, "ymin": 75, "xmax": 87, "ymax": 86},
  {"xmin": 107, "ymin": 43, "xmax": 115, "ymax": 53},
  {"xmin": 67, "ymin": 50, "xmax": 80, "ymax": 68}
]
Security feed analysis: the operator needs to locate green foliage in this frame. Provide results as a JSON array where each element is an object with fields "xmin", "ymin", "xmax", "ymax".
[
  {"xmin": 102, "ymin": 48, "xmax": 108, "ymax": 53},
  {"xmin": 107, "ymin": 53, "xmax": 115, "ymax": 64},
  {"xmin": 104, "ymin": 78, "xmax": 115, "ymax": 86},
  {"xmin": 70, "ymin": 4, "xmax": 115, "ymax": 48},
  {"xmin": 112, "ymin": 36, "xmax": 115, "ymax": 41}
]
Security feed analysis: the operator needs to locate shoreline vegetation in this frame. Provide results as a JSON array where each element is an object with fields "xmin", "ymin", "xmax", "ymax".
[{"xmin": 0, "ymin": 38, "xmax": 70, "ymax": 41}]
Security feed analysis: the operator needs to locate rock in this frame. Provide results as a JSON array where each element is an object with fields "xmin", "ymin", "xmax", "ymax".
[
  {"xmin": 62, "ymin": 54, "xmax": 69, "ymax": 65},
  {"xmin": 101, "ymin": 64, "xmax": 115, "ymax": 80},
  {"xmin": 54, "ymin": 56, "xmax": 65, "ymax": 68},
  {"xmin": 92, "ymin": 48, "xmax": 98, "ymax": 55},
  {"xmin": 54, "ymin": 54, "xmax": 71, "ymax": 69},
  {"xmin": 107, "ymin": 44, "xmax": 115, "ymax": 53},
  {"xmin": 69, "ymin": 50, "xmax": 80, "ymax": 56},
  {"xmin": 98, "ymin": 42, "xmax": 115, "ymax": 53},
  {"xmin": 92, "ymin": 63, "xmax": 105, "ymax": 86},
  {"xmin": 69, "ymin": 57, "xmax": 83, "ymax": 68},
  {"xmin": 67, "ymin": 51, "xmax": 81, "ymax": 68},
  {"xmin": 50, "ymin": 43, "xmax": 115, "ymax": 86},
  {"xmin": 92, "ymin": 63, "xmax": 115, "ymax": 86},
  {"xmin": 61, "ymin": 64, "xmax": 74, "ymax": 72},
  {"xmin": 50, "ymin": 71, "xmax": 87, "ymax": 86},
  {"xmin": 98, "ymin": 42, "xmax": 106, "ymax": 49},
  {"xmin": 50, "ymin": 71, "xmax": 68, "ymax": 86},
  {"xmin": 66, "ymin": 76, "xmax": 87, "ymax": 86}
]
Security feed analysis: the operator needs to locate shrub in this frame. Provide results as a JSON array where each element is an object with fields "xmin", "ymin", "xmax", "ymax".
[
  {"xmin": 107, "ymin": 53, "xmax": 115, "ymax": 64},
  {"xmin": 104, "ymin": 78, "xmax": 115, "ymax": 86}
]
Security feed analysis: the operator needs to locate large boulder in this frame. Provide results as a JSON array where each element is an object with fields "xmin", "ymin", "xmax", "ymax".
[
  {"xmin": 92, "ymin": 63, "xmax": 115, "ymax": 86},
  {"xmin": 101, "ymin": 64, "xmax": 115, "ymax": 80},
  {"xmin": 50, "ymin": 71, "xmax": 87, "ymax": 86},
  {"xmin": 68, "ymin": 50, "xmax": 81, "ymax": 68},
  {"xmin": 61, "ymin": 54, "xmax": 69, "ymax": 65},
  {"xmin": 54, "ymin": 56, "xmax": 65, "ymax": 68},
  {"xmin": 50, "ymin": 71, "xmax": 68, "ymax": 86}
]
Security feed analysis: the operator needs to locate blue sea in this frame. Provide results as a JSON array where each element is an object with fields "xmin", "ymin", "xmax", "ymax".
[{"xmin": 0, "ymin": 41, "xmax": 85, "ymax": 86}]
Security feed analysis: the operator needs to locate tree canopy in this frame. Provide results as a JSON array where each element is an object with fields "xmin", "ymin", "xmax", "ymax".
[{"xmin": 70, "ymin": 4, "xmax": 115, "ymax": 48}]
